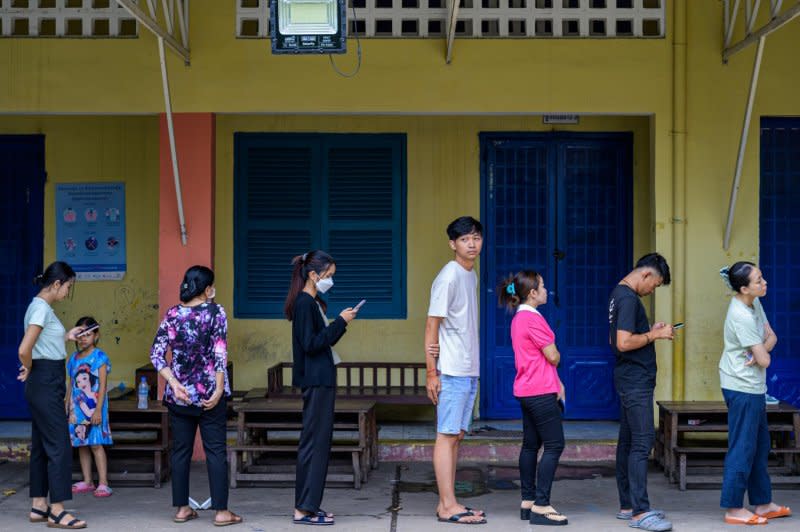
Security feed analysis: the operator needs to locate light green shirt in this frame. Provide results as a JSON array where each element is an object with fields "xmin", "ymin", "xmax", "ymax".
[
  {"xmin": 719, "ymin": 297, "xmax": 768, "ymax": 394},
  {"xmin": 23, "ymin": 297, "xmax": 67, "ymax": 361}
]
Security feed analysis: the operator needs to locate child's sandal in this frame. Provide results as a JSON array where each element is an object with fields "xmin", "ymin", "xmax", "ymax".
[
  {"xmin": 71, "ymin": 481, "xmax": 94, "ymax": 494},
  {"xmin": 93, "ymin": 484, "xmax": 112, "ymax": 497}
]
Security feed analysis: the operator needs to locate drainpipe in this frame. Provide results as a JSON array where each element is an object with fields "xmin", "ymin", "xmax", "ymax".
[{"xmin": 671, "ymin": 0, "xmax": 687, "ymax": 401}]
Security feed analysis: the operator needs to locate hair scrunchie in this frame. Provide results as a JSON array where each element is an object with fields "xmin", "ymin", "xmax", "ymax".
[
  {"xmin": 506, "ymin": 283, "xmax": 516, "ymax": 295},
  {"xmin": 719, "ymin": 266, "xmax": 733, "ymax": 290}
]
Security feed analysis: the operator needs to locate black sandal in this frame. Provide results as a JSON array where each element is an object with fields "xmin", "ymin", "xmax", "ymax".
[
  {"xmin": 30, "ymin": 506, "xmax": 50, "ymax": 523},
  {"xmin": 529, "ymin": 510, "xmax": 568, "ymax": 526},
  {"xmin": 47, "ymin": 510, "xmax": 86, "ymax": 529}
]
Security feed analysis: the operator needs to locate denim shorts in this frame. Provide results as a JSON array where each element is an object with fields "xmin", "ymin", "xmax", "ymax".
[{"xmin": 437, "ymin": 375, "xmax": 479, "ymax": 435}]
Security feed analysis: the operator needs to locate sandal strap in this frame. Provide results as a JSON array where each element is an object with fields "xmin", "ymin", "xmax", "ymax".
[
  {"xmin": 31, "ymin": 507, "xmax": 50, "ymax": 517},
  {"xmin": 52, "ymin": 510, "xmax": 69, "ymax": 523}
]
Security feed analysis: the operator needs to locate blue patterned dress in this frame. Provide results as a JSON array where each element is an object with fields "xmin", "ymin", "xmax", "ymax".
[
  {"xmin": 68, "ymin": 349, "xmax": 113, "ymax": 447},
  {"xmin": 150, "ymin": 303, "xmax": 230, "ymax": 407}
]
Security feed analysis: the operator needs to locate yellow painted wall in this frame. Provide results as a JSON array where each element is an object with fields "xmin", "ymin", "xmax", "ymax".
[
  {"xmin": 0, "ymin": 116, "xmax": 160, "ymax": 387},
  {"xmin": 215, "ymin": 114, "xmax": 653, "ymax": 391},
  {"xmin": 2, "ymin": 1, "xmax": 800, "ymax": 406}
]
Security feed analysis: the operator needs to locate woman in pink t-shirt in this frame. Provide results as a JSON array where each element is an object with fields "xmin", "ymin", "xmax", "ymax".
[{"xmin": 499, "ymin": 270, "xmax": 567, "ymax": 526}]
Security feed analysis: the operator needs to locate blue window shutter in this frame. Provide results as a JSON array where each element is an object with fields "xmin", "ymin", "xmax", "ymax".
[
  {"xmin": 234, "ymin": 133, "xmax": 406, "ymax": 319},
  {"xmin": 234, "ymin": 134, "xmax": 321, "ymax": 318},
  {"xmin": 323, "ymin": 135, "xmax": 406, "ymax": 318}
]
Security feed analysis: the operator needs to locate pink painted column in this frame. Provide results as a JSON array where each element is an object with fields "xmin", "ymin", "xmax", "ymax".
[{"xmin": 158, "ymin": 113, "xmax": 216, "ymax": 460}]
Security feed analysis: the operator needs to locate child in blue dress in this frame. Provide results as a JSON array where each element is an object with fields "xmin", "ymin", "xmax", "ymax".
[{"xmin": 67, "ymin": 316, "xmax": 113, "ymax": 497}]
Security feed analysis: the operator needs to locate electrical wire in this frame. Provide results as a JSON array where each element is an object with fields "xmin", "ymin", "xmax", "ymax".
[{"xmin": 329, "ymin": 6, "xmax": 362, "ymax": 78}]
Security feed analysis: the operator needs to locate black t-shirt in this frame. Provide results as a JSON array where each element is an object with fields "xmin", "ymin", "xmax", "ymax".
[{"xmin": 608, "ymin": 284, "xmax": 656, "ymax": 391}]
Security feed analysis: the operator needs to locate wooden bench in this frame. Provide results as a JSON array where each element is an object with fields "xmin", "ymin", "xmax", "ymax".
[
  {"xmin": 229, "ymin": 398, "xmax": 377, "ymax": 489},
  {"xmin": 266, "ymin": 362, "xmax": 430, "ymax": 405},
  {"xmin": 72, "ymin": 399, "xmax": 170, "ymax": 488},
  {"xmin": 657, "ymin": 401, "xmax": 800, "ymax": 490}
]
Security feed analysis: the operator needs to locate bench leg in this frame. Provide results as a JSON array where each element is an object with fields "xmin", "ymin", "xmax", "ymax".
[
  {"xmin": 229, "ymin": 451, "xmax": 238, "ymax": 489},
  {"xmin": 351, "ymin": 452, "xmax": 362, "ymax": 490},
  {"xmin": 154, "ymin": 450, "xmax": 162, "ymax": 489},
  {"xmin": 679, "ymin": 454, "xmax": 687, "ymax": 491}
]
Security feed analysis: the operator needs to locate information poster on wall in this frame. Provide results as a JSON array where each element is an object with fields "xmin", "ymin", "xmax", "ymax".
[{"xmin": 55, "ymin": 183, "xmax": 126, "ymax": 281}]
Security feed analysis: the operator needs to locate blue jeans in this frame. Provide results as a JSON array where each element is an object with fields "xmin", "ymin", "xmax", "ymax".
[
  {"xmin": 720, "ymin": 388, "xmax": 772, "ymax": 509},
  {"xmin": 616, "ymin": 387, "xmax": 655, "ymax": 515}
]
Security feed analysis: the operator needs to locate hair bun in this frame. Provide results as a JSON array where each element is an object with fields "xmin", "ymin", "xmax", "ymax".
[{"xmin": 719, "ymin": 266, "xmax": 733, "ymax": 290}]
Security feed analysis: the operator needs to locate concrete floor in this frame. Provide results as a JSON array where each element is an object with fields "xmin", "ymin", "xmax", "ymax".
[{"xmin": 0, "ymin": 460, "xmax": 797, "ymax": 532}]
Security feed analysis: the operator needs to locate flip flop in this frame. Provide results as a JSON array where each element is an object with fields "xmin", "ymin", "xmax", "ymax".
[
  {"xmin": 629, "ymin": 510, "xmax": 672, "ymax": 531},
  {"xmin": 93, "ymin": 484, "xmax": 113, "ymax": 498},
  {"xmin": 465, "ymin": 507, "xmax": 486, "ymax": 517},
  {"xmin": 724, "ymin": 514, "xmax": 768, "ymax": 525},
  {"xmin": 174, "ymin": 509, "xmax": 199, "ymax": 523},
  {"xmin": 529, "ymin": 510, "xmax": 569, "ymax": 526},
  {"xmin": 214, "ymin": 512, "xmax": 243, "ymax": 527},
  {"xmin": 30, "ymin": 506, "xmax": 50, "ymax": 523},
  {"xmin": 293, "ymin": 514, "xmax": 334, "ymax": 526},
  {"xmin": 756, "ymin": 506, "xmax": 792, "ymax": 519},
  {"xmin": 436, "ymin": 511, "xmax": 487, "ymax": 525}
]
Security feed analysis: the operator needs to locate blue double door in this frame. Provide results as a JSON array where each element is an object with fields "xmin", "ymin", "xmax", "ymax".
[
  {"xmin": 480, "ymin": 133, "xmax": 632, "ymax": 420},
  {"xmin": 0, "ymin": 135, "xmax": 45, "ymax": 419},
  {"xmin": 760, "ymin": 118, "xmax": 800, "ymax": 407}
]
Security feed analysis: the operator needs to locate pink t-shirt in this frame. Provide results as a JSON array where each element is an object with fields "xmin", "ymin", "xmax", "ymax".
[{"xmin": 510, "ymin": 306, "xmax": 560, "ymax": 398}]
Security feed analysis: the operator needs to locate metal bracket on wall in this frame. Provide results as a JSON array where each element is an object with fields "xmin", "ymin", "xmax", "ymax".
[
  {"xmin": 721, "ymin": 0, "xmax": 800, "ymax": 250},
  {"xmin": 115, "ymin": 0, "xmax": 190, "ymax": 63}
]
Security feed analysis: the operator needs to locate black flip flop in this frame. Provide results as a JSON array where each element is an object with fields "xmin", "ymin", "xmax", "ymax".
[
  {"xmin": 437, "ymin": 511, "xmax": 487, "ymax": 525},
  {"xmin": 529, "ymin": 510, "xmax": 568, "ymax": 526}
]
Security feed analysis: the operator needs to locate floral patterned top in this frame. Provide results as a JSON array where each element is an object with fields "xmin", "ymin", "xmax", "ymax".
[{"xmin": 150, "ymin": 302, "xmax": 231, "ymax": 407}]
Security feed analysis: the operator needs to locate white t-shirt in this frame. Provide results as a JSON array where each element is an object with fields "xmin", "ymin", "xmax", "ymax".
[
  {"xmin": 428, "ymin": 261, "xmax": 480, "ymax": 377},
  {"xmin": 719, "ymin": 297, "xmax": 768, "ymax": 394},
  {"xmin": 23, "ymin": 297, "xmax": 67, "ymax": 361}
]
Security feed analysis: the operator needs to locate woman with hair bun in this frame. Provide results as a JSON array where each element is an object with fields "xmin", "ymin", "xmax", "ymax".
[
  {"xmin": 718, "ymin": 262, "xmax": 791, "ymax": 525},
  {"xmin": 285, "ymin": 250, "xmax": 359, "ymax": 526},
  {"xmin": 498, "ymin": 271, "xmax": 567, "ymax": 526},
  {"xmin": 150, "ymin": 265, "xmax": 242, "ymax": 527},
  {"xmin": 18, "ymin": 261, "xmax": 88, "ymax": 529}
]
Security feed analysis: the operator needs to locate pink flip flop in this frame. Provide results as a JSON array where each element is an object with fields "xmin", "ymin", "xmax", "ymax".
[
  {"xmin": 93, "ymin": 484, "xmax": 113, "ymax": 498},
  {"xmin": 71, "ymin": 481, "xmax": 95, "ymax": 494}
]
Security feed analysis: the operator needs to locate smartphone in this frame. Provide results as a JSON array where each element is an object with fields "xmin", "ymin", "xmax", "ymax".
[
  {"xmin": 353, "ymin": 299, "xmax": 367, "ymax": 312},
  {"xmin": 673, "ymin": 322, "xmax": 685, "ymax": 330},
  {"xmin": 77, "ymin": 324, "xmax": 100, "ymax": 337}
]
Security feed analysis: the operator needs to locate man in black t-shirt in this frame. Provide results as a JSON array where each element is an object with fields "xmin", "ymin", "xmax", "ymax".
[{"xmin": 608, "ymin": 253, "xmax": 674, "ymax": 532}]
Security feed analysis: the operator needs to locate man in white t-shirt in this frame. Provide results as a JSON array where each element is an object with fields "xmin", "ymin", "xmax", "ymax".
[{"xmin": 425, "ymin": 216, "xmax": 487, "ymax": 525}]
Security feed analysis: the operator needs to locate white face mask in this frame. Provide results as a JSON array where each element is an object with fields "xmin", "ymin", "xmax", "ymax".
[
  {"xmin": 315, "ymin": 277, "xmax": 334, "ymax": 294},
  {"xmin": 207, "ymin": 287, "xmax": 216, "ymax": 300}
]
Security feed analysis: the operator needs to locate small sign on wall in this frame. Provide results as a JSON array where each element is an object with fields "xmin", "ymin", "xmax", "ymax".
[
  {"xmin": 543, "ymin": 114, "xmax": 580, "ymax": 125},
  {"xmin": 55, "ymin": 183, "xmax": 126, "ymax": 281}
]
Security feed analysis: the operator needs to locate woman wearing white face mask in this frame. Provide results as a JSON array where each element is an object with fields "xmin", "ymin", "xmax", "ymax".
[{"xmin": 284, "ymin": 251, "xmax": 358, "ymax": 525}]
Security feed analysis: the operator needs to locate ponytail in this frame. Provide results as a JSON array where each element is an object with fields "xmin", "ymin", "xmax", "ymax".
[
  {"xmin": 497, "ymin": 270, "xmax": 542, "ymax": 312},
  {"xmin": 284, "ymin": 250, "xmax": 335, "ymax": 321},
  {"xmin": 35, "ymin": 261, "xmax": 76, "ymax": 288}
]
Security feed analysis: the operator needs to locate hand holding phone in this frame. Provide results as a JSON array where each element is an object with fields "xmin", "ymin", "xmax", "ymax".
[
  {"xmin": 353, "ymin": 299, "xmax": 367, "ymax": 312},
  {"xmin": 673, "ymin": 322, "xmax": 685, "ymax": 330}
]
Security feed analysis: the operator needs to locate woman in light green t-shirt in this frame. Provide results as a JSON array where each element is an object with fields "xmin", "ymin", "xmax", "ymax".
[{"xmin": 717, "ymin": 262, "xmax": 791, "ymax": 525}]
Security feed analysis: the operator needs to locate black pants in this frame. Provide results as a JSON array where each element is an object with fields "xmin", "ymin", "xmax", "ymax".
[
  {"xmin": 616, "ymin": 387, "xmax": 655, "ymax": 515},
  {"xmin": 295, "ymin": 386, "xmax": 335, "ymax": 513},
  {"xmin": 25, "ymin": 359, "xmax": 72, "ymax": 504},
  {"xmin": 518, "ymin": 393, "xmax": 565, "ymax": 506},
  {"xmin": 168, "ymin": 398, "xmax": 228, "ymax": 510}
]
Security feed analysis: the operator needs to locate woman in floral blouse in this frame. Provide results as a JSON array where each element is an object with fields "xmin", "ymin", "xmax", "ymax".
[{"xmin": 150, "ymin": 265, "xmax": 242, "ymax": 527}]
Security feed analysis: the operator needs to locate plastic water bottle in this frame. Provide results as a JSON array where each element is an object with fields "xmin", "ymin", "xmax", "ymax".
[{"xmin": 137, "ymin": 377, "xmax": 149, "ymax": 410}]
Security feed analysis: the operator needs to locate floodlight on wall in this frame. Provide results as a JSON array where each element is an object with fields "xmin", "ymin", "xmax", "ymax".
[{"xmin": 270, "ymin": 0, "xmax": 347, "ymax": 54}]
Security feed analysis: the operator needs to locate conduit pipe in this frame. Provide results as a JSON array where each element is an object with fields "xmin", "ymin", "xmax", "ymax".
[{"xmin": 671, "ymin": 0, "xmax": 687, "ymax": 400}]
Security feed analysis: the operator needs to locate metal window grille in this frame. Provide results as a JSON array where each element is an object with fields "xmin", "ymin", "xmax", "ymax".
[
  {"xmin": 236, "ymin": 0, "xmax": 664, "ymax": 38},
  {"xmin": 0, "ymin": 0, "xmax": 138, "ymax": 38}
]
